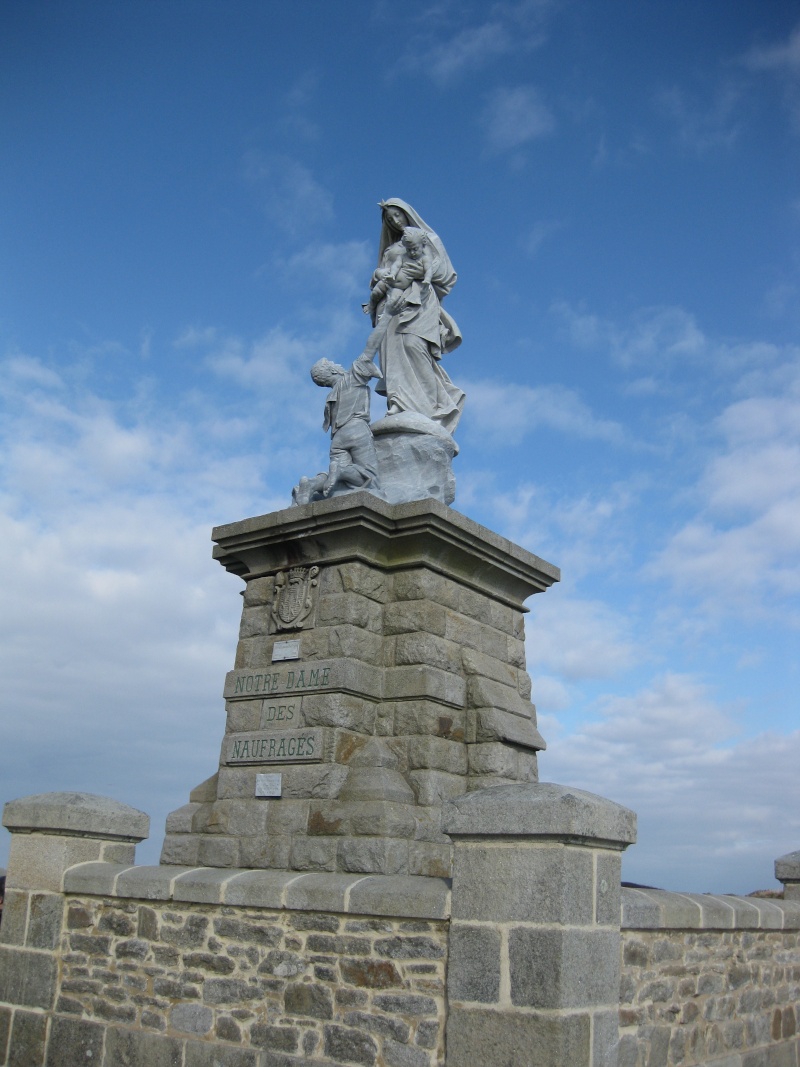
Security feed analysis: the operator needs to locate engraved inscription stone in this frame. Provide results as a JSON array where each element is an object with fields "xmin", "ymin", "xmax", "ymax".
[
  {"xmin": 225, "ymin": 727, "xmax": 324, "ymax": 765},
  {"xmin": 269, "ymin": 565, "xmax": 319, "ymax": 632},
  {"xmin": 255, "ymin": 773, "xmax": 282, "ymax": 797},
  {"xmin": 272, "ymin": 639, "xmax": 301, "ymax": 662},
  {"xmin": 224, "ymin": 664, "xmax": 333, "ymax": 700}
]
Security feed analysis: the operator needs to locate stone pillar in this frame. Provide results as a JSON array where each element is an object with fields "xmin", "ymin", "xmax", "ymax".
[
  {"xmin": 442, "ymin": 782, "xmax": 636, "ymax": 1067},
  {"xmin": 775, "ymin": 849, "xmax": 800, "ymax": 901},
  {"xmin": 0, "ymin": 792, "xmax": 148, "ymax": 1065}
]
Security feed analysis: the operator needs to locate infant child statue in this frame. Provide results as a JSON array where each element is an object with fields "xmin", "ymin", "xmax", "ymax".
[{"xmin": 363, "ymin": 226, "xmax": 434, "ymax": 323}]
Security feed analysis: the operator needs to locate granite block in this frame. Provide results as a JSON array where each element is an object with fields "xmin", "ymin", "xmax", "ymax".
[
  {"xmin": 0, "ymin": 947, "xmax": 58, "ymax": 1010},
  {"xmin": 450, "ymin": 842, "xmax": 594, "ymax": 924},
  {"xmin": 45, "ymin": 1016, "xmax": 104, "ymax": 1067},
  {"xmin": 447, "ymin": 923, "xmax": 501, "ymax": 1003},
  {"xmin": 446, "ymin": 1006, "xmax": 590, "ymax": 1067}
]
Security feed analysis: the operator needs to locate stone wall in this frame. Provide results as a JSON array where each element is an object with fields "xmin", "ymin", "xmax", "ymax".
[
  {"xmin": 55, "ymin": 896, "xmax": 445, "ymax": 1066},
  {"xmin": 1, "ymin": 861, "xmax": 449, "ymax": 1067},
  {"xmin": 619, "ymin": 888, "xmax": 800, "ymax": 1067},
  {"xmin": 5, "ymin": 793, "xmax": 800, "ymax": 1066}
]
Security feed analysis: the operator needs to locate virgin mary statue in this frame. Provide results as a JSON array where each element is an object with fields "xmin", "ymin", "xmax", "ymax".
[{"xmin": 368, "ymin": 198, "xmax": 465, "ymax": 434}]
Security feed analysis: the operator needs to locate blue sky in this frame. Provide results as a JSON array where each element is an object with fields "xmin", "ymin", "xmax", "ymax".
[{"xmin": 1, "ymin": 0, "xmax": 798, "ymax": 894}]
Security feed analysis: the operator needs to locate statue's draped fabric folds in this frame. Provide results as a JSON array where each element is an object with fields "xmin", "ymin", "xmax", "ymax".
[{"xmin": 370, "ymin": 198, "xmax": 465, "ymax": 434}]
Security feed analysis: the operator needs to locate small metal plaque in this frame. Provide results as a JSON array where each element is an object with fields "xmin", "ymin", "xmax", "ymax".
[
  {"xmin": 255, "ymin": 773, "xmax": 282, "ymax": 798},
  {"xmin": 272, "ymin": 640, "xmax": 301, "ymax": 662}
]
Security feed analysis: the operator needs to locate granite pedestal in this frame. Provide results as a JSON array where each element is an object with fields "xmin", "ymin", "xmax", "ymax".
[{"xmin": 161, "ymin": 493, "xmax": 559, "ymax": 878}]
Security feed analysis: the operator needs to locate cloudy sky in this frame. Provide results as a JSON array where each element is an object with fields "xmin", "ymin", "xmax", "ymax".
[{"xmin": 1, "ymin": 1, "xmax": 798, "ymax": 894}]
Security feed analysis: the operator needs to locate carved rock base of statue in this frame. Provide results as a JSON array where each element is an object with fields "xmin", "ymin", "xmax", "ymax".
[
  {"xmin": 371, "ymin": 412, "xmax": 457, "ymax": 506},
  {"xmin": 160, "ymin": 493, "xmax": 560, "ymax": 878}
]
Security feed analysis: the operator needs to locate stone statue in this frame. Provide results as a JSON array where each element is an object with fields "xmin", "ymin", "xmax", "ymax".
[
  {"xmin": 367, "ymin": 199, "xmax": 465, "ymax": 434},
  {"xmin": 292, "ymin": 200, "xmax": 465, "ymax": 509},
  {"xmin": 292, "ymin": 354, "xmax": 381, "ymax": 506}
]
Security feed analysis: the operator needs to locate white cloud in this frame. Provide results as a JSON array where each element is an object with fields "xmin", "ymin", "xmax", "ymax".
[
  {"xmin": 427, "ymin": 21, "xmax": 513, "ymax": 82},
  {"xmin": 655, "ymin": 82, "xmax": 743, "ymax": 152},
  {"xmin": 541, "ymin": 673, "xmax": 800, "ymax": 893},
  {"xmin": 555, "ymin": 303, "xmax": 707, "ymax": 368},
  {"xmin": 0, "ymin": 363, "xmax": 253, "ymax": 867},
  {"xmin": 281, "ymin": 240, "xmax": 372, "ymax": 299},
  {"xmin": 463, "ymin": 378, "xmax": 624, "ymax": 445},
  {"xmin": 242, "ymin": 152, "xmax": 334, "ymax": 234},
  {"xmin": 553, "ymin": 302, "xmax": 792, "ymax": 383},
  {"xmin": 522, "ymin": 218, "xmax": 563, "ymax": 257},
  {"xmin": 744, "ymin": 23, "xmax": 800, "ymax": 131},
  {"xmin": 394, "ymin": 0, "xmax": 554, "ymax": 84},
  {"xmin": 526, "ymin": 594, "xmax": 636, "ymax": 681},
  {"xmin": 745, "ymin": 24, "xmax": 800, "ymax": 73},
  {"xmin": 201, "ymin": 316, "xmax": 362, "ymax": 396},
  {"xmin": 2, "ymin": 354, "xmax": 65, "ymax": 389},
  {"xmin": 648, "ymin": 359, "xmax": 800, "ymax": 619},
  {"xmin": 481, "ymin": 85, "xmax": 555, "ymax": 152}
]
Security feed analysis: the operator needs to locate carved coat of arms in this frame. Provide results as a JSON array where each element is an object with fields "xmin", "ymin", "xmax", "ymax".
[{"xmin": 269, "ymin": 565, "xmax": 320, "ymax": 632}]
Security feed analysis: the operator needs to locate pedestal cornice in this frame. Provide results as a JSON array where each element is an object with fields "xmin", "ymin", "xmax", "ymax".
[{"xmin": 212, "ymin": 492, "xmax": 560, "ymax": 609}]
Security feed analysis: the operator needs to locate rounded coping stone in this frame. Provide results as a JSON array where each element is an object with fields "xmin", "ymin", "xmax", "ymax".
[
  {"xmin": 61, "ymin": 863, "xmax": 451, "ymax": 919},
  {"xmin": 776, "ymin": 849, "xmax": 800, "ymax": 881},
  {"xmin": 3, "ymin": 792, "xmax": 150, "ymax": 842},
  {"xmin": 442, "ymin": 781, "xmax": 637, "ymax": 847},
  {"xmin": 621, "ymin": 887, "xmax": 800, "ymax": 930}
]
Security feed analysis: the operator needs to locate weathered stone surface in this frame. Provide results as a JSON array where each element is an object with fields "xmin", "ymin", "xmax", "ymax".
[
  {"xmin": 0, "ymin": 1008, "xmax": 10, "ymax": 1065},
  {"xmin": 170, "ymin": 1003, "xmax": 214, "ymax": 1034},
  {"xmin": 285, "ymin": 982, "xmax": 334, "ymax": 1020},
  {"xmin": 383, "ymin": 1035, "xmax": 431, "ymax": 1067},
  {"xmin": 165, "ymin": 803, "xmax": 200, "ymax": 834},
  {"xmin": 189, "ymin": 773, "xmax": 219, "ymax": 803},
  {"xmin": 45, "ymin": 1016, "xmax": 104, "ymax": 1067},
  {"xmin": 776, "ymin": 849, "xmax": 800, "ymax": 891},
  {"xmin": 467, "ymin": 741, "xmax": 521, "ymax": 778},
  {"xmin": 301, "ymin": 692, "xmax": 378, "ymax": 731},
  {"xmin": 3, "ymin": 792, "xmax": 149, "ymax": 842},
  {"xmin": 0, "ymin": 946, "xmax": 57, "ymax": 1009},
  {"xmin": 447, "ymin": 924, "xmax": 501, "ymax": 1003},
  {"xmin": 216, "ymin": 763, "xmax": 348, "ymax": 801},
  {"xmin": 30, "ymin": 894, "xmax": 445, "ymax": 1063},
  {"xmin": 6, "ymin": 834, "xmax": 122, "ymax": 894},
  {"xmin": 595, "ymin": 851, "xmax": 623, "ymax": 927},
  {"xmin": 338, "ymin": 837, "xmax": 409, "ymax": 875},
  {"xmin": 392, "ymin": 702, "xmax": 466, "ymax": 742},
  {"xmin": 8, "ymin": 1009, "xmax": 47, "ymax": 1066},
  {"xmin": 184, "ymin": 1042, "xmax": 260, "ymax": 1067},
  {"xmin": 347, "ymin": 876, "xmax": 451, "ymax": 920},
  {"xmin": 450, "ymin": 842, "xmax": 594, "ymax": 923},
  {"xmin": 115, "ymin": 865, "xmax": 197, "ymax": 901},
  {"xmin": 407, "ymin": 770, "xmax": 466, "ymax": 807},
  {"xmin": 324, "ymin": 1022, "xmax": 379, "ymax": 1066},
  {"xmin": 26, "ymin": 892, "xmax": 63, "ymax": 950},
  {"xmin": 406, "ymin": 736, "xmax": 467, "ymax": 775},
  {"xmin": 446, "ymin": 1006, "xmax": 591, "ymax": 1067},
  {"xmin": 621, "ymin": 917, "xmax": 800, "ymax": 1067},
  {"xmin": 394, "ymin": 631, "xmax": 461, "ymax": 673},
  {"xmin": 0, "ymin": 889, "xmax": 28, "ymax": 946},
  {"xmin": 105, "ymin": 1026, "xmax": 183, "ymax": 1065},
  {"xmin": 443, "ymin": 781, "xmax": 637, "ymax": 845},
  {"xmin": 509, "ymin": 927, "xmax": 620, "ymax": 1008},
  {"xmin": 371, "ymin": 419, "xmax": 457, "ymax": 506},
  {"xmin": 467, "ymin": 707, "xmax": 545, "ymax": 750}
]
